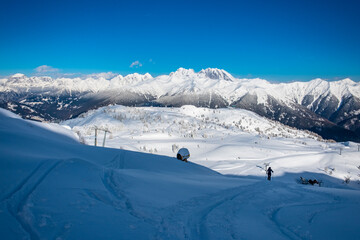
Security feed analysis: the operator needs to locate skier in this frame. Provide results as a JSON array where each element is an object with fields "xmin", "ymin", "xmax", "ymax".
[{"xmin": 266, "ymin": 167, "xmax": 273, "ymax": 181}]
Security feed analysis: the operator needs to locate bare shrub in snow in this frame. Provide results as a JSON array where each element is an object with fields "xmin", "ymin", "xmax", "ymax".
[
  {"xmin": 172, "ymin": 144, "xmax": 179, "ymax": 153},
  {"xmin": 263, "ymin": 162, "xmax": 270, "ymax": 171},
  {"xmin": 114, "ymin": 113, "xmax": 126, "ymax": 121},
  {"xmin": 325, "ymin": 167, "xmax": 335, "ymax": 175},
  {"xmin": 75, "ymin": 130, "xmax": 86, "ymax": 144}
]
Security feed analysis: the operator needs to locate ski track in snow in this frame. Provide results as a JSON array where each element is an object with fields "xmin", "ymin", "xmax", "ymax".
[
  {"xmin": 101, "ymin": 169, "xmax": 140, "ymax": 219},
  {"xmin": 99, "ymin": 153, "xmax": 156, "ymax": 225},
  {"xmin": 3, "ymin": 160, "xmax": 62, "ymax": 240},
  {"xmin": 271, "ymin": 201, "xmax": 338, "ymax": 240},
  {"xmin": 268, "ymin": 186, "xmax": 325, "ymax": 240},
  {"xmin": 153, "ymin": 179, "xmax": 358, "ymax": 240},
  {"xmin": 268, "ymin": 183, "xmax": 360, "ymax": 240},
  {"xmin": 153, "ymin": 181, "xmax": 268, "ymax": 240},
  {"xmin": 1, "ymin": 162, "xmax": 46, "ymax": 203}
]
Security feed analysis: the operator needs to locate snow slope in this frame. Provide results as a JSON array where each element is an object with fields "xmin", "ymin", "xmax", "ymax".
[
  {"xmin": 1, "ymin": 108, "xmax": 360, "ymax": 239},
  {"xmin": 63, "ymin": 105, "xmax": 360, "ymax": 184}
]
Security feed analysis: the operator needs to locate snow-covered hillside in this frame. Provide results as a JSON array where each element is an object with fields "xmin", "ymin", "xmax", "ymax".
[
  {"xmin": 63, "ymin": 104, "xmax": 323, "ymax": 148},
  {"xmin": 62, "ymin": 105, "xmax": 360, "ymax": 183},
  {"xmin": 1, "ymin": 107, "xmax": 360, "ymax": 239}
]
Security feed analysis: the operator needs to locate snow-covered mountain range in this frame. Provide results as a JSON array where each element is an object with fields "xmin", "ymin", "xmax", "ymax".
[{"xmin": 1, "ymin": 68, "xmax": 360, "ymax": 142}]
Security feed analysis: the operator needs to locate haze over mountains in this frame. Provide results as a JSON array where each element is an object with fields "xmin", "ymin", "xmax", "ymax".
[{"xmin": 1, "ymin": 68, "xmax": 359, "ymax": 142}]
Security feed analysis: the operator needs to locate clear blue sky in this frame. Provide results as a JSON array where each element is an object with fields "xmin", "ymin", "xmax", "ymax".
[{"xmin": 0, "ymin": 0, "xmax": 359, "ymax": 81}]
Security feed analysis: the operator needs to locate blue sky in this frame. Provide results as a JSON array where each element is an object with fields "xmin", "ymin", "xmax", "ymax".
[{"xmin": 0, "ymin": 0, "xmax": 359, "ymax": 82}]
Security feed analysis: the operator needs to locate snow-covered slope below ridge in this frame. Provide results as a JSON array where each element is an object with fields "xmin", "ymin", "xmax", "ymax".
[
  {"xmin": 275, "ymin": 78, "xmax": 359, "ymax": 106},
  {"xmin": 62, "ymin": 104, "xmax": 360, "ymax": 185},
  {"xmin": 1, "ymin": 68, "xmax": 359, "ymax": 104},
  {"xmin": 64, "ymin": 105, "xmax": 323, "ymax": 145}
]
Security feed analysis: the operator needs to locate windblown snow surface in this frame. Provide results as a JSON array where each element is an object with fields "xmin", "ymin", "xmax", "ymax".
[{"xmin": 1, "ymin": 106, "xmax": 360, "ymax": 240}]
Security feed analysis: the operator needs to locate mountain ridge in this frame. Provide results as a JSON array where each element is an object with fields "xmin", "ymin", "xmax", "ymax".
[{"xmin": 1, "ymin": 68, "xmax": 359, "ymax": 142}]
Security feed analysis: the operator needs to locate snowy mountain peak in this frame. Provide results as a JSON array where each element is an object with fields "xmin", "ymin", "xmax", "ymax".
[
  {"xmin": 199, "ymin": 68, "xmax": 234, "ymax": 81},
  {"xmin": 124, "ymin": 72, "xmax": 152, "ymax": 80},
  {"xmin": 143, "ymin": 73, "xmax": 153, "ymax": 79},
  {"xmin": 304, "ymin": 78, "xmax": 330, "ymax": 95},
  {"xmin": 107, "ymin": 73, "xmax": 153, "ymax": 88},
  {"xmin": 308, "ymin": 78, "xmax": 328, "ymax": 86},
  {"xmin": 122, "ymin": 73, "xmax": 153, "ymax": 84},
  {"xmin": 84, "ymin": 72, "xmax": 118, "ymax": 80},
  {"xmin": 170, "ymin": 68, "xmax": 196, "ymax": 77},
  {"xmin": 329, "ymin": 78, "xmax": 358, "ymax": 100},
  {"xmin": 167, "ymin": 68, "xmax": 235, "ymax": 83},
  {"xmin": 8, "ymin": 73, "xmax": 27, "ymax": 83},
  {"xmin": 11, "ymin": 73, "xmax": 26, "ymax": 78},
  {"xmin": 337, "ymin": 78, "xmax": 356, "ymax": 85}
]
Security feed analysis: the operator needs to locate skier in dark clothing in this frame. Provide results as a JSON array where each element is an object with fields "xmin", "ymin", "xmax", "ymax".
[{"xmin": 267, "ymin": 167, "xmax": 273, "ymax": 181}]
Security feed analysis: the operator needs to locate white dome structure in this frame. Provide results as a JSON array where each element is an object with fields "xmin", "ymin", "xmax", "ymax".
[{"xmin": 177, "ymin": 148, "xmax": 190, "ymax": 162}]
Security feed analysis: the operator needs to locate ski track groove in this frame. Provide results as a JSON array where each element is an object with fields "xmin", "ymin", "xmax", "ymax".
[
  {"xmin": 101, "ymin": 161, "xmax": 155, "ymax": 225},
  {"xmin": 194, "ymin": 188, "xmax": 249, "ymax": 240},
  {"xmin": 106, "ymin": 152, "xmax": 126, "ymax": 169},
  {"xmin": 0, "ymin": 161, "xmax": 46, "ymax": 203},
  {"xmin": 269, "ymin": 207, "xmax": 303, "ymax": 240},
  {"xmin": 268, "ymin": 185, "xmax": 345, "ymax": 240},
  {"xmin": 267, "ymin": 186, "xmax": 313, "ymax": 240},
  {"xmin": 5, "ymin": 160, "xmax": 63, "ymax": 240},
  {"xmin": 224, "ymin": 182, "xmax": 292, "ymax": 240},
  {"xmin": 155, "ymin": 180, "xmax": 339, "ymax": 240},
  {"xmin": 154, "ymin": 181, "xmax": 263, "ymax": 240},
  {"xmin": 101, "ymin": 169, "xmax": 132, "ymax": 211}
]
